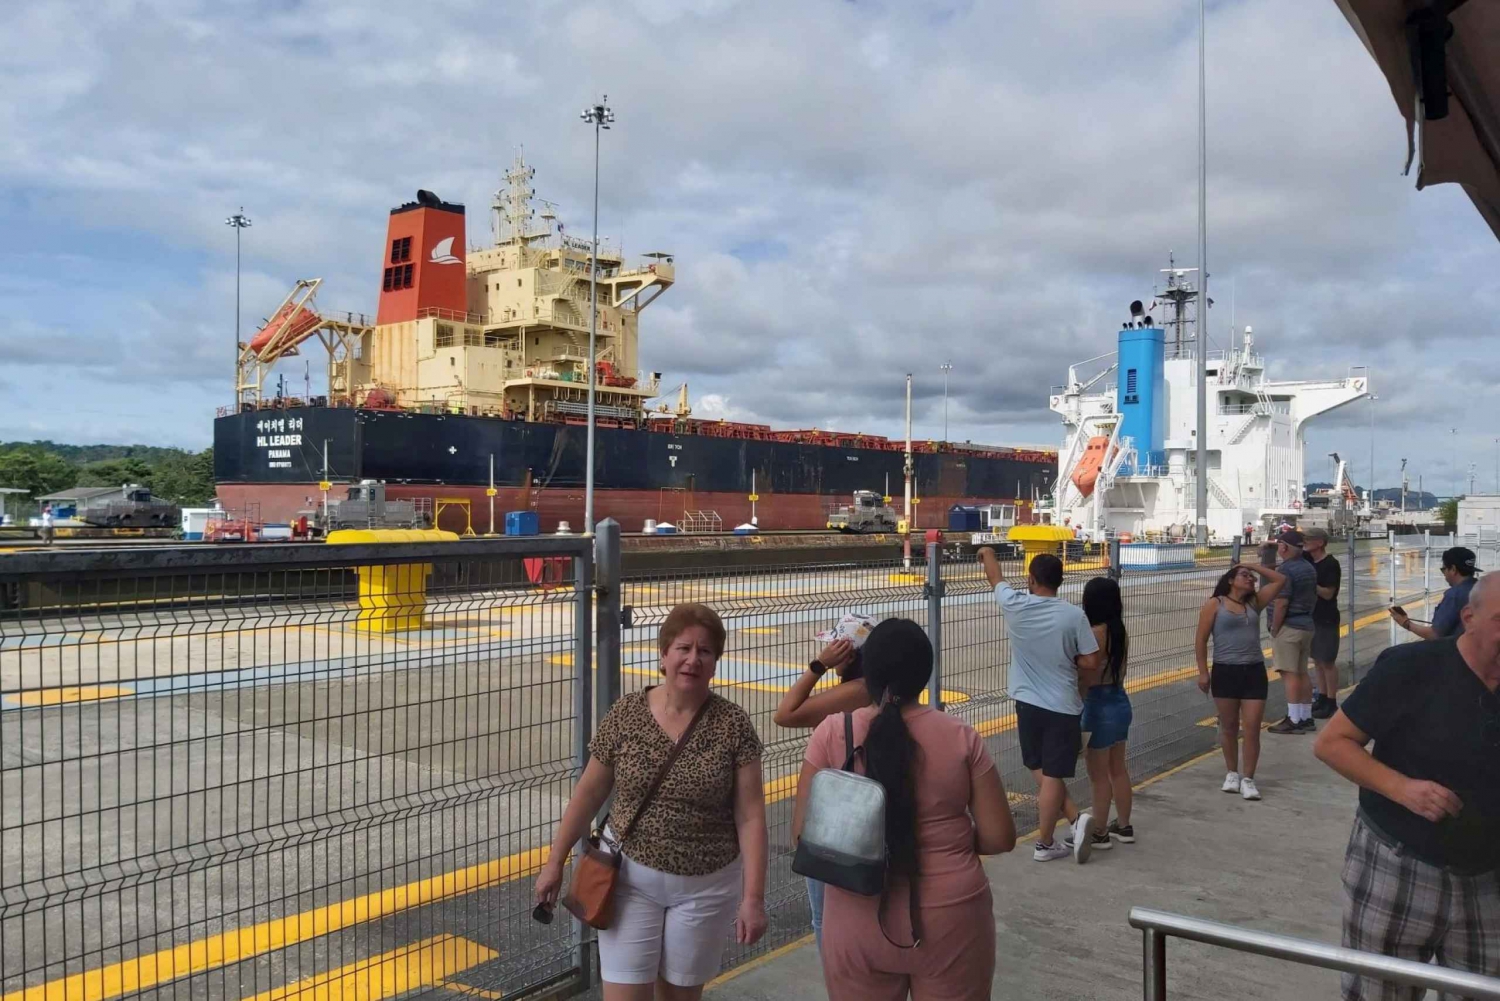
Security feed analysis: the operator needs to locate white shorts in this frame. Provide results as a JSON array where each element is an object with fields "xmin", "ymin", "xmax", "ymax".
[{"xmin": 598, "ymin": 850, "xmax": 743, "ymax": 986}]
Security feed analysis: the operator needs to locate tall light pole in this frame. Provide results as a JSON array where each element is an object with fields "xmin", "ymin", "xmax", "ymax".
[
  {"xmin": 1194, "ymin": 0, "xmax": 1210, "ymax": 546},
  {"xmin": 1367, "ymin": 394, "xmax": 1378, "ymax": 509},
  {"xmin": 1493, "ymin": 437, "xmax": 1499, "ymax": 494},
  {"xmin": 580, "ymin": 96, "xmax": 613, "ymax": 534},
  {"xmin": 940, "ymin": 361, "xmax": 953, "ymax": 442},
  {"xmin": 1450, "ymin": 428, "xmax": 1459, "ymax": 499},
  {"xmin": 225, "ymin": 208, "xmax": 252, "ymax": 406}
]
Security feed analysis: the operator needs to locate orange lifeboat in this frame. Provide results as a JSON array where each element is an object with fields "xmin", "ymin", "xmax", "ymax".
[
  {"xmin": 1070, "ymin": 436, "xmax": 1111, "ymax": 498},
  {"xmin": 248, "ymin": 301, "xmax": 321, "ymax": 357}
]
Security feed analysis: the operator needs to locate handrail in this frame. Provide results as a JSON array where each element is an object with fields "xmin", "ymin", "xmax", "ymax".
[{"xmin": 1129, "ymin": 907, "xmax": 1500, "ymax": 1001}]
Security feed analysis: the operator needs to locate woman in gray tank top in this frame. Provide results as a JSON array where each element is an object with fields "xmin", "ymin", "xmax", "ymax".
[{"xmin": 1194, "ymin": 563, "xmax": 1287, "ymax": 801}]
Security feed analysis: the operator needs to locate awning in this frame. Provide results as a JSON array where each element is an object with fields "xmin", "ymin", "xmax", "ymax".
[{"xmin": 1333, "ymin": 0, "xmax": 1500, "ymax": 241}]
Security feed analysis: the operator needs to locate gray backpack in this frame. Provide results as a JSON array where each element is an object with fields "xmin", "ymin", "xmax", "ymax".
[{"xmin": 792, "ymin": 713, "xmax": 921, "ymax": 946}]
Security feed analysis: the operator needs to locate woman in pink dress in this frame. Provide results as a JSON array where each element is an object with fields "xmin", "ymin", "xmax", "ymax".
[{"xmin": 793, "ymin": 618, "xmax": 1017, "ymax": 1001}]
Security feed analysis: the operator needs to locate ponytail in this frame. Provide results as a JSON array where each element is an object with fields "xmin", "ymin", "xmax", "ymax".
[
  {"xmin": 859, "ymin": 618, "xmax": 932, "ymax": 880},
  {"xmin": 864, "ymin": 697, "xmax": 918, "ymax": 877}
]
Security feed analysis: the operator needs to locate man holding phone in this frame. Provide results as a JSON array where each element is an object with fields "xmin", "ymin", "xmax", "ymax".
[
  {"xmin": 1392, "ymin": 547, "xmax": 1481, "ymax": 640},
  {"xmin": 1314, "ymin": 573, "xmax": 1500, "ymax": 999}
]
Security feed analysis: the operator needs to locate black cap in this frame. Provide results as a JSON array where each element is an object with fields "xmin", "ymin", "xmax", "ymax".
[
  {"xmin": 1277, "ymin": 529, "xmax": 1305, "ymax": 547},
  {"xmin": 1441, "ymin": 547, "xmax": 1480, "ymax": 575}
]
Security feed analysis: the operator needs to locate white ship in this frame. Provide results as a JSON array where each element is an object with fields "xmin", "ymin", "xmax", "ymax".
[{"xmin": 1043, "ymin": 263, "xmax": 1370, "ymax": 543}]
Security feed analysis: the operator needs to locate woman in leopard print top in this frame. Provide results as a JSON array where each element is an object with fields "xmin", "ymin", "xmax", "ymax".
[{"xmin": 535, "ymin": 603, "xmax": 768, "ymax": 1000}]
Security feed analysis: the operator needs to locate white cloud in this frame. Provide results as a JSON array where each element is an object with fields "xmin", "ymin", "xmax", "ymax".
[{"xmin": 0, "ymin": 0, "xmax": 1496, "ymax": 491}]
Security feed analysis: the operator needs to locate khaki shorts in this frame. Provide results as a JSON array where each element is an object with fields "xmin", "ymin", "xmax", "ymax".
[{"xmin": 1272, "ymin": 626, "xmax": 1314, "ymax": 677}]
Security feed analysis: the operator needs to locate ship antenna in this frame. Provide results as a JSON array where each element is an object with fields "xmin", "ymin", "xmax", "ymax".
[{"xmin": 1193, "ymin": 0, "xmax": 1210, "ymax": 546}]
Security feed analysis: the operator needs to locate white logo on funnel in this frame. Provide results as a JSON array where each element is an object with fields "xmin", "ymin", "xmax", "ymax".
[{"xmin": 429, "ymin": 237, "xmax": 461, "ymax": 265}]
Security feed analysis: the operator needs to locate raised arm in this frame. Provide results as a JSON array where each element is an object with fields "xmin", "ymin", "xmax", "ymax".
[
  {"xmin": 1195, "ymin": 598, "xmax": 1217, "ymax": 692},
  {"xmin": 977, "ymin": 546, "xmax": 1003, "ymax": 588},
  {"xmin": 774, "ymin": 640, "xmax": 866, "ymax": 728},
  {"xmin": 1390, "ymin": 606, "xmax": 1438, "ymax": 641},
  {"xmin": 1240, "ymin": 562, "xmax": 1286, "ymax": 611}
]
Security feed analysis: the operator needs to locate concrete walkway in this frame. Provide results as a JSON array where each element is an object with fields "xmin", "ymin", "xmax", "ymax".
[{"xmin": 711, "ymin": 730, "xmax": 1358, "ymax": 1001}]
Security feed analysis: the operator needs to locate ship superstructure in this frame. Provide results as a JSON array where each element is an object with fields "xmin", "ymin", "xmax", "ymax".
[
  {"xmin": 1045, "ymin": 263, "xmax": 1369, "ymax": 542},
  {"xmin": 215, "ymin": 154, "xmax": 1056, "ymax": 532}
]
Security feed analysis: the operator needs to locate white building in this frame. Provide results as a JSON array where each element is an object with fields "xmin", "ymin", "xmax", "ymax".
[{"xmin": 1458, "ymin": 494, "xmax": 1500, "ymax": 543}]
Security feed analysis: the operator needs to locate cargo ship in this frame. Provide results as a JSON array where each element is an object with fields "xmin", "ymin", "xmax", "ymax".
[{"xmin": 214, "ymin": 153, "xmax": 1056, "ymax": 533}]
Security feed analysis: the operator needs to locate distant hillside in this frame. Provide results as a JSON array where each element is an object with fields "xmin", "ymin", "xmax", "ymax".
[
  {"xmin": 1304, "ymin": 482, "xmax": 1439, "ymax": 508},
  {"xmin": 0, "ymin": 440, "xmax": 215, "ymax": 511}
]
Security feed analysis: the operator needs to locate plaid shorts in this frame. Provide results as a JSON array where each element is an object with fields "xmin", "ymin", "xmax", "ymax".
[{"xmin": 1341, "ymin": 812, "xmax": 1500, "ymax": 1001}]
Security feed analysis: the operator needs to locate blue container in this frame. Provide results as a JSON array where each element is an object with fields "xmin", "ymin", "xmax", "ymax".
[
  {"xmin": 948, "ymin": 505, "xmax": 981, "ymax": 532},
  {"xmin": 505, "ymin": 510, "xmax": 539, "ymax": 536},
  {"xmin": 1116, "ymin": 326, "xmax": 1166, "ymax": 470}
]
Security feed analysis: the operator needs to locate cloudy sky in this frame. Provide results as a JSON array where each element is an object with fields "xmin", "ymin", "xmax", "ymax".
[{"xmin": 3, "ymin": 0, "xmax": 1497, "ymax": 495}]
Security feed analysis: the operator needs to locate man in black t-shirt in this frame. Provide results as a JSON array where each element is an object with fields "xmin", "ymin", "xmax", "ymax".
[
  {"xmin": 1314, "ymin": 573, "xmax": 1500, "ymax": 1000},
  {"xmin": 1304, "ymin": 528, "xmax": 1342, "ymax": 719}
]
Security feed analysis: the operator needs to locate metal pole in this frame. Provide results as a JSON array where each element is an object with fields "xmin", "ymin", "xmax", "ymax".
[
  {"xmin": 1143, "ymin": 928, "xmax": 1167, "ymax": 1001},
  {"xmin": 940, "ymin": 361, "xmax": 953, "ymax": 443},
  {"xmin": 1388, "ymin": 529, "xmax": 1397, "ymax": 648},
  {"xmin": 925, "ymin": 541, "xmax": 944, "ymax": 711},
  {"xmin": 489, "ymin": 453, "xmax": 496, "ymax": 536},
  {"xmin": 1110, "ymin": 537, "xmax": 1123, "ymax": 580},
  {"xmin": 1194, "ymin": 0, "xmax": 1209, "ymax": 548},
  {"xmin": 903, "ymin": 374, "xmax": 913, "ymax": 570},
  {"xmin": 1423, "ymin": 529, "xmax": 1432, "ymax": 622},
  {"xmin": 1230, "ymin": 536, "xmax": 1241, "ymax": 566},
  {"xmin": 1346, "ymin": 528, "xmax": 1356, "ymax": 682},
  {"xmin": 595, "ymin": 518, "xmax": 622, "ymax": 717},
  {"xmin": 584, "ymin": 112, "xmax": 600, "ymax": 536},
  {"xmin": 235, "ymin": 221, "xmax": 242, "ymax": 400},
  {"xmin": 1368, "ymin": 395, "xmax": 1377, "ymax": 509},
  {"xmin": 572, "ymin": 544, "xmax": 596, "ymax": 986},
  {"xmin": 321, "ymin": 440, "xmax": 329, "ymax": 531}
]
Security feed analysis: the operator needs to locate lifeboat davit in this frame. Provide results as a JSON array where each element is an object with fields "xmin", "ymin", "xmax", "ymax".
[
  {"xmin": 1070, "ymin": 436, "xmax": 1111, "ymax": 498},
  {"xmin": 248, "ymin": 302, "xmax": 322, "ymax": 357}
]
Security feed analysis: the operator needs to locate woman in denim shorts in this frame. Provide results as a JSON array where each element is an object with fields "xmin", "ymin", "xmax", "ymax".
[{"xmin": 1081, "ymin": 577, "xmax": 1135, "ymax": 850}]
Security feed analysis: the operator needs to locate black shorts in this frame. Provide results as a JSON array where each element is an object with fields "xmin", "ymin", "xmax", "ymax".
[
  {"xmin": 1210, "ymin": 661, "xmax": 1269, "ymax": 701},
  {"xmin": 1311, "ymin": 622, "xmax": 1340, "ymax": 664},
  {"xmin": 1015, "ymin": 700, "xmax": 1082, "ymax": 779}
]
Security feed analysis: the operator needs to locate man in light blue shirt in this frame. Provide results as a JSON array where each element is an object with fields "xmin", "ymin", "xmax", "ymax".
[{"xmin": 979, "ymin": 547, "xmax": 1101, "ymax": 863}]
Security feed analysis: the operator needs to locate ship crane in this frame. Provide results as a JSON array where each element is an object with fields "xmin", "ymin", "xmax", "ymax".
[{"xmin": 645, "ymin": 383, "xmax": 693, "ymax": 418}]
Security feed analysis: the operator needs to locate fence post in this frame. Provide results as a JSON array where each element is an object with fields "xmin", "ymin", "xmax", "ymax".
[
  {"xmin": 1230, "ymin": 536, "xmax": 1241, "ymax": 567},
  {"xmin": 925, "ymin": 541, "xmax": 944, "ymax": 710},
  {"xmin": 1109, "ymin": 537, "xmax": 1123, "ymax": 580},
  {"xmin": 1423, "ymin": 529, "xmax": 1432, "ymax": 621},
  {"xmin": 1346, "ymin": 528, "xmax": 1357, "ymax": 682},
  {"xmin": 1388, "ymin": 530, "xmax": 1397, "ymax": 649},
  {"xmin": 1142, "ymin": 927, "xmax": 1167, "ymax": 1001},
  {"xmin": 595, "ymin": 519, "xmax": 623, "ymax": 717},
  {"xmin": 572, "ymin": 546, "xmax": 596, "ymax": 988}
]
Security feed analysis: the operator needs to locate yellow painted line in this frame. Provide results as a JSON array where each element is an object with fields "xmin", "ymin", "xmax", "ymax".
[
  {"xmin": 707, "ymin": 933, "xmax": 816, "ymax": 989},
  {"xmin": 4, "ymin": 686, "xmax": 133, "ymax": 707},
  {"xmin": 434, "ymin": 981, "xmax": 505, "ymax": 999},
  {"xmin": 0, "ymin": 850, "xmax": 547, "ymax": 1001},
  {"xmin": 243, "ymin": 934, "xmax": 495, "ymax": 1001},
  {"xmin": 742, "ymin": 627, "xmax": 782, "ymax": 635}
]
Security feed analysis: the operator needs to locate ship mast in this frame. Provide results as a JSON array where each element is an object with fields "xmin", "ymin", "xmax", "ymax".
[
  {"xmin": 1194, "ymin": 0, "xmax": 1209, "ymax": 546},
  {"xmin": 493, "ymin": 149, "xmax": 539, "ymax": 247}
]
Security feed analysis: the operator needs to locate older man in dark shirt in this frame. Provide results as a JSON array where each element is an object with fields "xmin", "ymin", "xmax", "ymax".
[{"xmin": 1315, "ymin": 573, "xmax": 1500, "ymax": 1000}]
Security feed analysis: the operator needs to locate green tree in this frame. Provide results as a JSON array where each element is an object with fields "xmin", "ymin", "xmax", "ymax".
[
  {"xmin": 76, "ymin": 457, "xmax": 156, "ymax": 490},
  {"xmin": 1439, "ymin": 497, "xmax": 1459, "ymax": 531},
  {"xmin": 0, "ymin": 447, "xmax": 79, "ymax": 507},
  {"xmin": 152, "ymin": 448, "xmax": 216, "ymax": 506}
]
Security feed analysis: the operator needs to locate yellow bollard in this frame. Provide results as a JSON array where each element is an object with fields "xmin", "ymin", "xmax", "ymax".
[
  {"xmin": 1006, "ymin": 525, "xmax": 1079, "ymax": 575},
  {"xmin": 327, "ymin": 528, "xmax": 460, "ymax": 632}
]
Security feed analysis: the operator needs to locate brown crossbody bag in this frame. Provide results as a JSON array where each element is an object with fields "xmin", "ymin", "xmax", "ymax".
[{"xmin": 562, "ymin": 698, "xmax": 711, "ymax": 929}]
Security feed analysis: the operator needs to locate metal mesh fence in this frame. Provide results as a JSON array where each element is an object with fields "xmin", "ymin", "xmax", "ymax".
[
  {"xmin": 0, "ymin": 538, "xmax": 593, "ymax": 1001},
  {"xmin": 0, "ymin": 529, "xmax": 1449, "ymax": 1000}
]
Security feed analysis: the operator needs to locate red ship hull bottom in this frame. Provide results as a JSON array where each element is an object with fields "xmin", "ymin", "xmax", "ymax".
[{"xmin": 215, "ymin": 484, "xmax": 1036, "ymax": 535}]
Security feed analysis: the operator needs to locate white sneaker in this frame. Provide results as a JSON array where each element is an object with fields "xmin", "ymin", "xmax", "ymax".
[
  {"xmin": 1073, "ymin": 813, "xmax": 1095, "ymax": 864},
  {"xmin": 1222, "ymin": 771, "xmax": 1242, "ymax": 793},
  {"xmin": 1240, "ymin": 777, "xmax": 1261, "ymax": 801},
  {"xmin": 1032, "ymin": 840, "xmax": 1071, "ymax": 862}
]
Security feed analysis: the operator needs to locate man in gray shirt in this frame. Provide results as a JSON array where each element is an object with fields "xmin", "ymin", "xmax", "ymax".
[
  {"xmin": 1268, "ymin": 529, "xmax": 1320, "ymax": 734},
  {"xmin": 978, "ymin": 547, "xmax": 1101, "ymax": 863}
]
